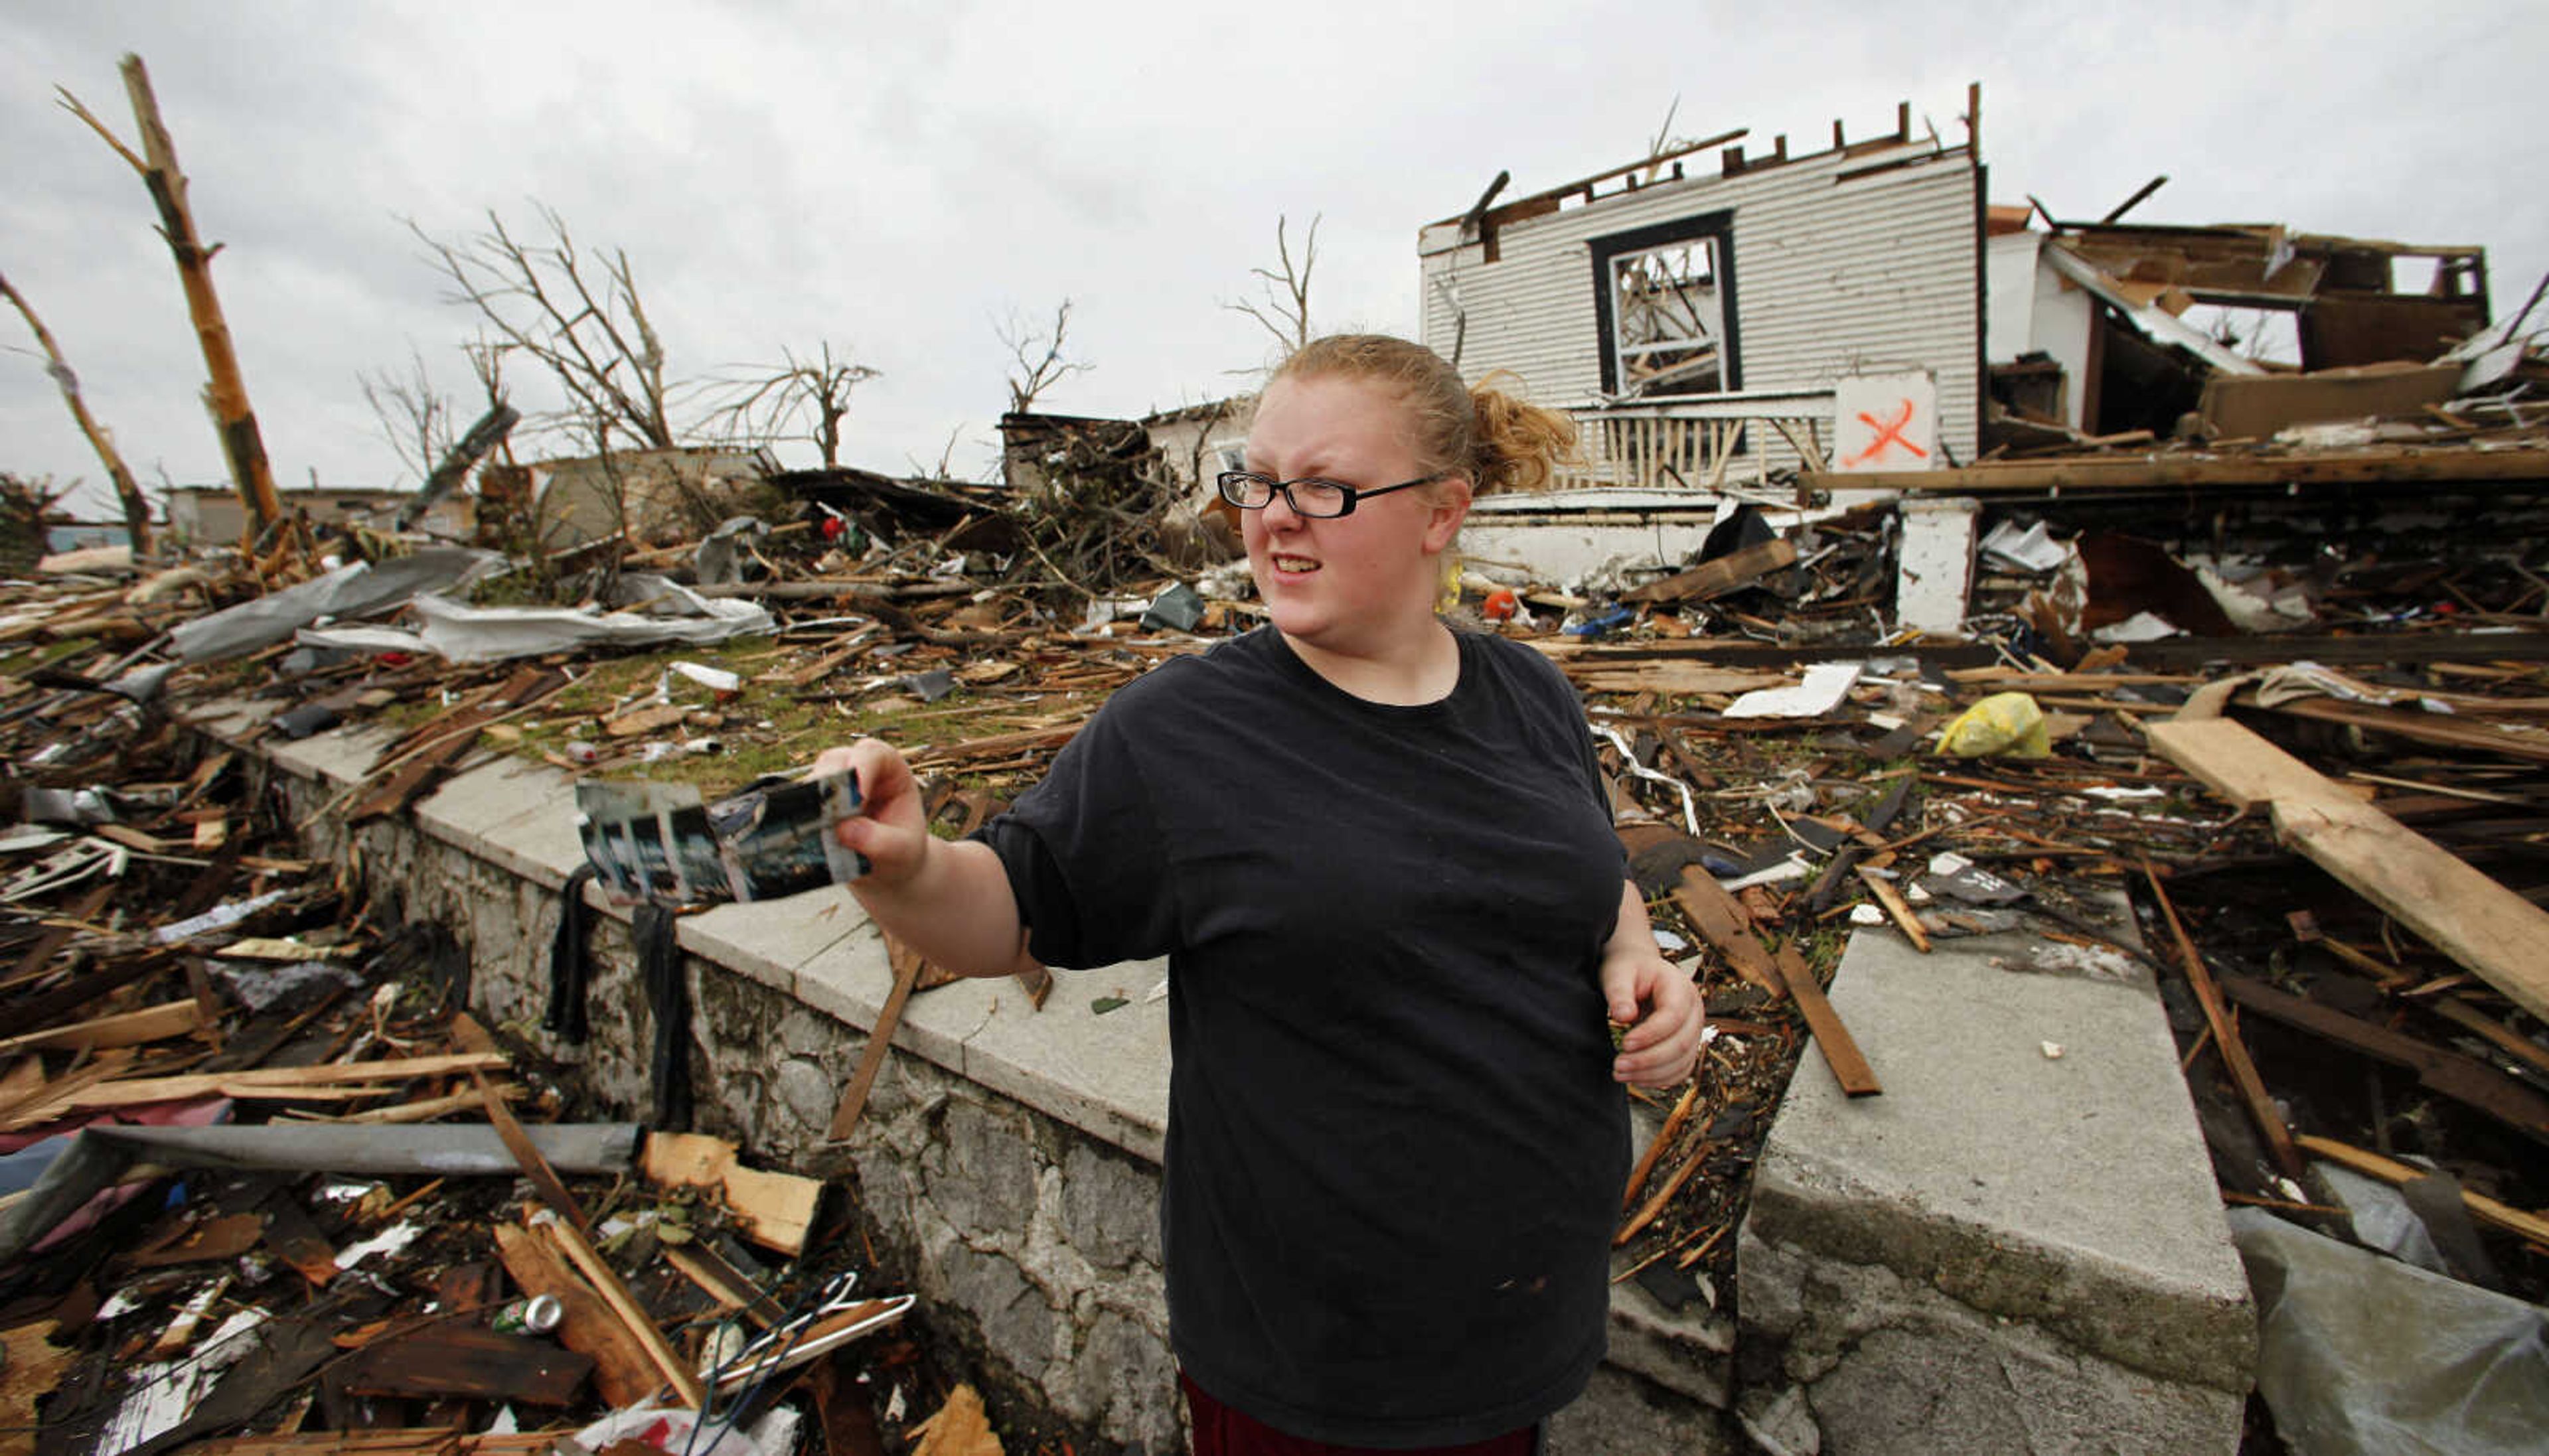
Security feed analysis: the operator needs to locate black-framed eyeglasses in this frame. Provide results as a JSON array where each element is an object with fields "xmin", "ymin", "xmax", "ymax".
[{"xmin": 1215, "ymin": 470, "xmax": 1445, "ymax": 519}]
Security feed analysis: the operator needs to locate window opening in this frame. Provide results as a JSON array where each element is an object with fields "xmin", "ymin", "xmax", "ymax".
[{"xmin": 1610, "ymin": 238, "xmax": 1725, "ymax": 396}]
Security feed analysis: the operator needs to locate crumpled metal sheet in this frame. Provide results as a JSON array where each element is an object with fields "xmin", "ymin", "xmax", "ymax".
[
  {"xmin": 297, "ymin": 573, "xmax": 773, "ymax": 664},
  {"xmin": 167, "ymin": 549, "xmax": 507, "ymax": 664}
]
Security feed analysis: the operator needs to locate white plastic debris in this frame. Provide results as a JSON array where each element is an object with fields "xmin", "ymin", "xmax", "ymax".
[
  {"xmin": 1725, "ymin": 662, "xmax": 1864, "ymax": 719},
  {"xmin": 1979, "ymin": 519, "xmax": 2071, "ymax": 573},
  {"xmin": 2041, "ymin": 1041, "xmax": 2066, "ymax": 1060},
  {"xmin": 1850, "ymin": 904, "xmax": 1887, "ymax": 926},
  {"xmin": 669, "ymin": 661, "xmax": 742, "ymax": 694}
]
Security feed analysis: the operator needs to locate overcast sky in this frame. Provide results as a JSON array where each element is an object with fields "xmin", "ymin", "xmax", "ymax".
[{"xmin": 5, "ymin": 1, "xmax": 2544, "ymax": 520}]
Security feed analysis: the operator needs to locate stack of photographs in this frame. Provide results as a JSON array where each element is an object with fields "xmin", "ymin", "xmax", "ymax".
[{"xmin": 576, "ymin": 772, "xmax": 865, "ymax": 905}]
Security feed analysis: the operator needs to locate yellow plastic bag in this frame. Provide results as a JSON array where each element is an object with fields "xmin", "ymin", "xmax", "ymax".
[{"xmin": 1935, "ymin": 691, "xmax": 2052, "ymax": 759}]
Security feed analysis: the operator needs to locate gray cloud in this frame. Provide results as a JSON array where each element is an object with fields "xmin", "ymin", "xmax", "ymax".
[{"xmin": 6, "ymin": 0, "xmax": 2544, "ymax": 517}]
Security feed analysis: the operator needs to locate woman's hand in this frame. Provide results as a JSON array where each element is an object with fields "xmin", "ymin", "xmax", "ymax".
[
  {"xmin": 810, "ymin": 739, "xmax": 933, "ymax": 886},
  {"xmin": 1601, "ymin": 944, "xmax": 1705, "ymax": 1087},
  {"xmin": 1599, "ymin": 881, "xmax": 1705, "ymax": 1088}
]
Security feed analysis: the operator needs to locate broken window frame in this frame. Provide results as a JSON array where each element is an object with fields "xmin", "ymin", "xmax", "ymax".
[{"xmin": 1590, "ymin": 210, "xmax": 1742, "ymax": 398}]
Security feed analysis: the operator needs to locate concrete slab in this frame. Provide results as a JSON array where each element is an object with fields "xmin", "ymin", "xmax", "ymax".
[
  {"xmin": 472, "ymin": 774, "xmax": 589, "ymax": 888},
  {"xmin": 1740, "ymin": 924, "xmax": 2254, "ymax": 1451},
  {"xmin": 183, "ymin": 695, "xmax": 281, "ymax": 745},
  {"xmin": 789, "ymin": 914, "xmax": 976, "ymax": 1081},
  {"xmin": 958, "ymin": 962, "xmax": 1171, "ymax": 1163},
  {"xmin": 414, "ymin": 755, "xmax": 577, "ymax": 862},
  {"xmin": 267, "ymin": 724, "xmax": 396, "ymax": 786},
  {"xmin": 679, "ymin": 888, "xmax": 868, "ymax": 996}
]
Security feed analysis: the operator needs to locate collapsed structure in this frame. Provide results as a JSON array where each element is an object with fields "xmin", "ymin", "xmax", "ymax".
[{"xmin": 7, "ymin": 83, "xmax": 2549, "ymax": 1456}]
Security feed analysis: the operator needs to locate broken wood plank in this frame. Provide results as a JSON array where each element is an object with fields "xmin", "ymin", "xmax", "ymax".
[
  {"xmin": 830, "ymin": 935, "xmax": 927, "ymax": 1143},
  {"xmin": 1668, "ymin": 866, "xmax": 1784, "ymax": 997},
  {"xmin": 2148, "ymin": 715, "xmax": 2549, "ymax": 1025},
  {"xmin": 1, "ymin": 1051, "xmax": 508, "ymax": 1128},
  {"xmin": 130, "ymin": 1210, "xmax": 268, "ymax": 1267},
  {"xmin": 1620, "ymin": 1081, "xmax": 1703, "ymax": 1213},
  {"xmin": 1774, "ymin": 941, "xmax": 1882, "ymax": 1098},
  {"xmin": 7, "ymin": 948, "xmax": 173, "ymax": 1030},
  {"xmin": 0, "ymin": 997, "xmax": 206, "ymax": 1058},
  {"xmin": 2253, "ymin": 693, "xmax": 2549, "ymax": 766},
  {"xmin": 2141, "ymin": 861, "xmax": 2305, "ymax": 1180},
  {"xmin": 490, "ymin": 1222, "xmax": 659, "ymax": 1411},
  {"xmin": 641, "ymin": 1131, "xmax": 822, "ymax": 1258},
  {"xmin": 260, "ymin": 1190, "xmax": 339, "ymax": 1285},
  {"xmin": 2218, "ymin": 976, "xmax": 2549, "ymax": 1143},
  {"xmin": 529, "ymin": 1208, "xmax": 704, "ymax": 1409},
  {"xmin": 2294, "ymin": 1133, "xmax": 2549, "ymax": 1247},
  {"xmin": 338, "ymin": 1325, "xmax": 592, "ymax": 1406},
  {"xmin": 1853, "ymin": 866, "xmax": 1931, "ymax": 954},
  {"xmin": 1620, "ymin": 538, "xmax": 1800, "ymax": 605},
  {"xmin": 662, "ymin": 1242, "xmax": 784, "ymax": 1330},
  {"xmin": 1561, "ymin": 663, "xmax": 1788, "ymax": 696},
  {"xmin": 0, "ymin": 883, "xmax": 114, "ymax": 987}
]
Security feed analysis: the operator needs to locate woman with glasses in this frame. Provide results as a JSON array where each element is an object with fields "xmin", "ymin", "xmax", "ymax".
[{"xmin": 816, "ymin": 334, "xmax": 1703, "ymax": 1454}]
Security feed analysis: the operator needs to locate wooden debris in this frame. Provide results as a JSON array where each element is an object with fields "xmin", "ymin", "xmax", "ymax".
[
  {"xmin": 1620, "ymin": 538, "xmax": 1800, "ymax": 605},
  {"xmin": 640, "ymin": 1131, "xmax": 822, "ymax": 1257},
  {"xmin": 1621, "ymin": 1081, "xmax": 1703, "ymax": 1212},
  {"xmin": 337, "ymin": 1325, "xmax": 593, "ymax": 1406},
  {"xmin": 0, "ymin": 1321, "xmax": 72, "ymax": 1448},
  {"xmin": 0, "ymin": 997, "xmax": 206, "ymax": 1057},
  {"xmin": 1852, "ymin": 866, "xmax": 1931, "ymax": 954},
  {"xmin": 529, "ymin": 1209, "xmax": 704, "ymax": 1410},
  {"xmin": 1668, "ymin": 867, "xmax": 1784, "ymax": 997},
  {"xmin": 2296, "ymin": 1133, "xmax": 2549, "ymax": 1248},
  {"xmin": 490, "ymin": 1222, "xmax": 660, "ymax": 1412},
  {"xmin": 130, "ymin": 1210, "xmax": 267, "ymax": 1267},
  {"xmin": 830, "ymin": 934, "xmax": 928, "ymax": 1143},
  {"xmin": 2149, "ymin": 715, "xmax": 2549, "ymax": 1024},
  {"xmin": 2142, "ymin": 861, "xmax": 2306, "ymax": 1180},
  {"xmin": 2218, "ymin": 977, "xmax": 2549, "ymax": 1143},
  {"xmin": 909, "ymin": 1382, "xmax": 1005, "ymax": 1456},
  {"xmin": 1774, "ymin": 942, "xmax": 1881, "ymax": 1098}
]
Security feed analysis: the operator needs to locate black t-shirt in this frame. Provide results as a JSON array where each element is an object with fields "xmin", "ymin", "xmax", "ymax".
[{"xmin": 975, "ymin": 624, "xmax": 1630, "ymax": 1447}]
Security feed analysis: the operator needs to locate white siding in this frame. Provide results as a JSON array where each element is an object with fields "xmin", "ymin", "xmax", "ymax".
[{"xmin": 1421, "ymin": 142, "xmax": 1982, "ymax": 467}]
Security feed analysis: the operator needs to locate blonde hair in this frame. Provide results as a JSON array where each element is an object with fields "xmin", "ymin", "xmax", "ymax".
[{"xmin": 1272, "ymin": 334, "xmax": 1577, "ymax": 495}]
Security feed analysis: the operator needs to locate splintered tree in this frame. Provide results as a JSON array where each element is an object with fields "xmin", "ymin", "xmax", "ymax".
[
  {"xmin": 704, "ymin": 342, "xmax": 880, "ymax": 468},
  {"xmin": 999, "ymin": 301, "xmax": 1091, "ymax": 414},
  {"xmin": 1, "ymin": 269, "xmax": 151, "ymax": 554},
  {"xmin": 58, "ymin": 54, "xmax": 282, "ymax": 545},
  {"xmin": 359, "ymin": 344, "xmax": 458, "ymax": 488},
  {"xmin": 1228, "ymin": 213, "xmax": 1320, "ymax": 356},
  {"xmin": 408, "ymin": 205, "xmax": 678, "ymax": 453}
]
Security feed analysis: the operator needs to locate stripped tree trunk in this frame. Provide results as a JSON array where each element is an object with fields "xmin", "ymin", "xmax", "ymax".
[
  {"xmin": 60, "ymin": 54, "xmax": 283, "ymax": 547},
  {"xmin": 0, "ymin": 269, "xmax": 153, "ymax": 555}
]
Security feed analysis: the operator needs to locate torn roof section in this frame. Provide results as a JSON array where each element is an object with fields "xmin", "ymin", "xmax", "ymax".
[{"xmin": 1417, "ymin": 96, "xmax": 1985, "ymax": 482}]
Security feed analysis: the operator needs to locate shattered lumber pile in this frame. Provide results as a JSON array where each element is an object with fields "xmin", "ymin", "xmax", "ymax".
[
  {"xmin": 0, "ymin": 704, "xmax": 1053, "ymax": 1456},
  {"xmin": 11, "ymin": 421, "xmax": 2549, "ymax": 1442}
]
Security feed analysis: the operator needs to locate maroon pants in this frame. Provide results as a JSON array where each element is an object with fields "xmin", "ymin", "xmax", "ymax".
[{"xmin": 1180, "ymin": 1373, "xmax": 1539, "ymax": 1456}]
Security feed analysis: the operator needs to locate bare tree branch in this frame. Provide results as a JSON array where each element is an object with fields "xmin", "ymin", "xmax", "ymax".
[
  {"xmin": 1000, "ymin": 300, "xmax": 1091, "ymax": 413},
  {"xmin": 701, "ymin": 341, "xmax": 880, "ymax": 467},
  {"xmin": 1227, "ymin": 213, "xmax": 1320, "ymax": 355},
  {"xmin": 405, "ymin": 205, "xmax": 681, "ymax": 453},
  {"xmin": 358, "ymin": 342, "xmax": 457, "ymax": 487}
]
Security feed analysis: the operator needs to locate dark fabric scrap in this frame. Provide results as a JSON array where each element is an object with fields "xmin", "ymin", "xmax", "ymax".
[
  {"xmin": 634, "ymin": 901, "xmax": 692, "ymax": 1130},
  {"xmin": 543, "ymin": 864, "xmax": 599, "ymax": 1044}
]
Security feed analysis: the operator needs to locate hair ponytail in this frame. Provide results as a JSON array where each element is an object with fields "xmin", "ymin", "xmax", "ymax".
[{"xmin": 1466, "ymin": 370, "xmax": 1578, "ymax": 496}]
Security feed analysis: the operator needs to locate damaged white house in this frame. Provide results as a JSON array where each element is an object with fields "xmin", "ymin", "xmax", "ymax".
[{"xmin": 1418, "ymin": 96, "xmax": 1985, "ymax": 487}]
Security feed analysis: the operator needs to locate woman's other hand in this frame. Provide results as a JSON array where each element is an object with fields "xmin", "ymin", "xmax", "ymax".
[
  {"xmin": 811, "ymin": 739, "xmax": 931, "ymax": 886},
  {"xmin": 1601, "ymin": 939, "xmax": 1705, "ymax": 1088}
]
